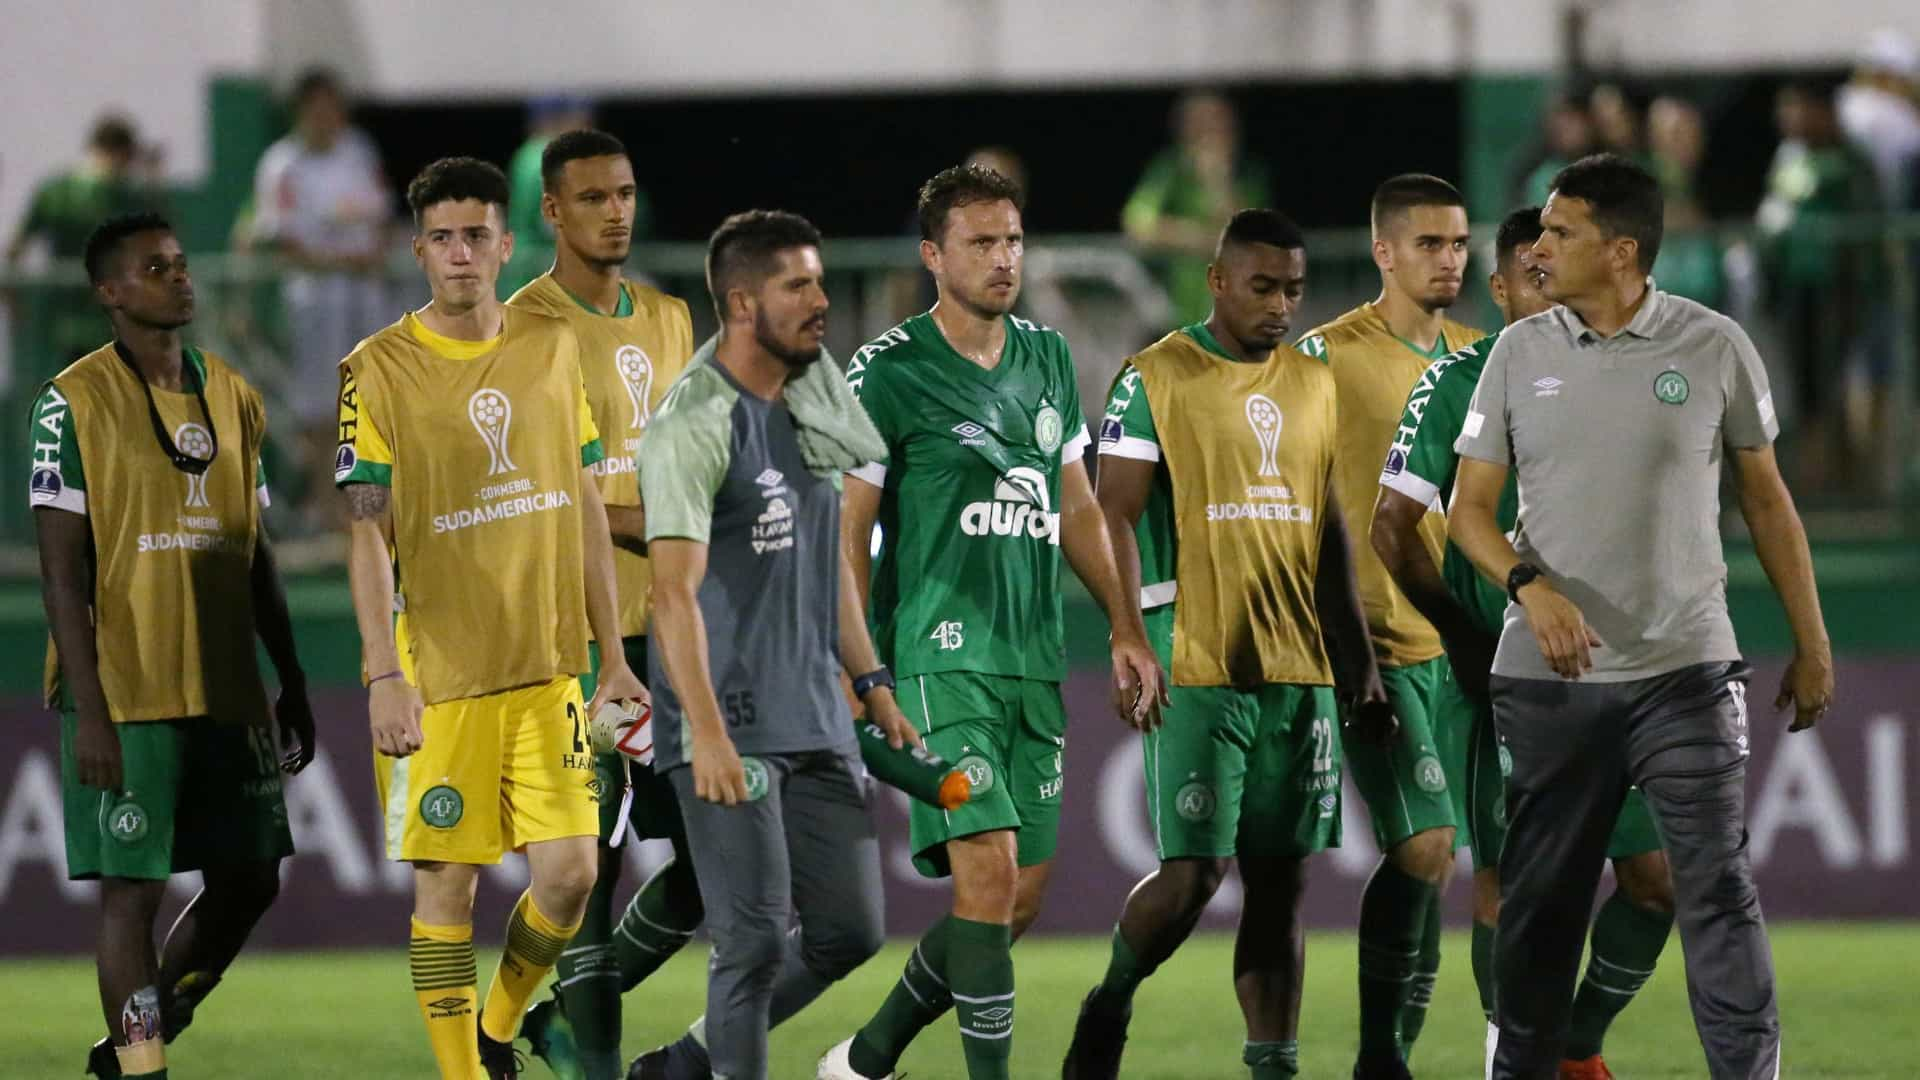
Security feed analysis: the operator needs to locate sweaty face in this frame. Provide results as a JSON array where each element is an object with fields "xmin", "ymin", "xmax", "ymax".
[
  {"xmin": 1531, "ymin": 194, "xmax": 1612, "ymax": 304},
  {"xmin": 101, "ymin": 230, "xmax": 195, "ymax": 330},
  {"xmin": 748, "ymin": 247, "xmax": 830, "ymax": 368},
  {"xmin": 1494, "ymin": 245, "xmax": 1554, "ymax": 323},
  {"xmin": 928, "ymin": 199, "xmax": 1023, "ymax": 319},
  {"xmin": 548, "ymin": 155, "xmax": 636, "ymax": 267},
  {"xmin": 1379, "ymin": 204, "xmax": 1470, "ymax": 310},
  {"xmin": 414, "ymin": 200, "xmax": 511, "ymax": 313},
  {"xmin": 1210, "ymin": 243, "xmax": 1307, "ymax": 353}
]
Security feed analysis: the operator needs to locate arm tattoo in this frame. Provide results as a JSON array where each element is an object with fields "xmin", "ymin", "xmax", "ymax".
[{"xmin": 344, "ymin": 483, "xmax": 390, "ymax": 520}]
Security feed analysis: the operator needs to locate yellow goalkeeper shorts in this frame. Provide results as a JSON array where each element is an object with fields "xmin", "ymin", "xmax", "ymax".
[{"xmin": 374, "ymin": 675, "xmax": 599, "ymax": 863}]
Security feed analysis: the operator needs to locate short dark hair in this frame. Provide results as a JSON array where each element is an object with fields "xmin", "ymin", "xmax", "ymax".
[
  {"xmin": 541, "ymin": 129, "xmax": 628, "ymax": 191},
  {"xmin": 1370, "ymin": 174, "xmax": 1466, "ymax": 234},
  {"xmin": 1217, "ymin": 208, "xmax": 1306, "ymax": 258},
  {"xmin": 1547, "ymin": 153, "xmax": 1664, "ymax": 272},
  {"xmin": 292, "ymin": 68, "xmax": 342, "ymax": 108},
  {"xmin": 705, "ymin": 210, "xmax": 824, "ymax": 320},
  {"xmin": 84, "ymin": 211, "xmax": 173, "ymax": 283},
  {"xmin": 916, "ymin": 164, "xmax": 1025, "ymax": 244},
  {"xmin": 88, "ymin": 115, "xmax": 137, "ymax": 156},
  {"xmin": 1494, "ymin": 205, "xmax": 1545, "ymax": 272},
  {"xmin": 406, "ymin": 157, "xmax": 511, "ymax": 227}
]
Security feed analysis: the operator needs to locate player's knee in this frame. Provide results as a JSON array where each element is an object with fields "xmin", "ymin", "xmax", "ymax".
[
  {"xmin": 1391, "ymin": 827, "xmax": 1457, "ymax": 883},
  {"xmin": 1615, "ymin": 852, "xmax": 1676, "ymax": 917},
  {"xmin": 536, "ymin": 854, "xmax": 599, "ymax": 914},
  {"xmin": 221, "ymin": 862, "xmax": 283, "ymax": 916},
  {"xmin": 1162, "ymin": 857, "xmax": 1231, "ymax": 911},
  {"xmin": 100, "ymin": 878, "xmax": 166, "ymax": 921}
]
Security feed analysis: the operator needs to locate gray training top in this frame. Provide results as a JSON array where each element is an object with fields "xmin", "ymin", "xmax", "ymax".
[
  {"xmin": 639, "ymin": 355, "xmax": 854, "ymax": 770},
  {"xmin": 1454, "ymin": 284, "xmax": 1779, "ymax": 683}
]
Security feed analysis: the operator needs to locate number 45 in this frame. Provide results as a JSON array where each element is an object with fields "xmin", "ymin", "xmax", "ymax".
[{"xmin": 929, "ymin": 621, "xmax": 965, "ymax": 651}]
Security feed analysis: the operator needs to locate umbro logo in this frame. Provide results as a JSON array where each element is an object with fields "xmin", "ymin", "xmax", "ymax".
[
  {"xmin": 976, "ymin": 1007, "xmax": 1014, "ymax": 1023},
  {"xmin": 953, "ymin": 422, "xmax": 984, "ymax": 439},
  {"xmin": 1533, "ymin": 376, "xmax": 1564, "ymax": 397},
  {"xmin": 754, "ymin": 469, "xmax": 785, "ymax": 488}
]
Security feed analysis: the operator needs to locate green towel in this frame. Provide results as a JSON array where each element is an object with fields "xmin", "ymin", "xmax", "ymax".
[{"xmin": 675, "ymin": 335, "xmax": 887, "ymax": 479}]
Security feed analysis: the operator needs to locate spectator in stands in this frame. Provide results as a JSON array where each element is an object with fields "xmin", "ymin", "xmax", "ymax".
[
  {"xmin": 248, "ymin": 68, "xmax": 392, "ymax": 524},
  {"xmin": 500, "ymin": 94, "xmax": 608, "ymax": 297},
  {"xmin": 6, "ymin": 113, "xmax": 166, "ymax": 364},
  {"xmin": 1647, "ymin": 97, "xmax": 1725, "ymax": 308},
  {"xmin": 1758, "ymin": 77, "xmax": 1883, "ymax": 493},
  {"xmin": 1839, "ymin": 29, "xmax": 1920, "ymax": 208},
  {"xmin": 1590, "ymin": 83, "xmax": 1649, "ymax": 161},
  {"xmin": 1517, "ymin": 92, "xmax": 1597, "ymax": 205},
  {"xmin": 1124, "ymin": 90, "xmax": 1270, "ymax": 326}
]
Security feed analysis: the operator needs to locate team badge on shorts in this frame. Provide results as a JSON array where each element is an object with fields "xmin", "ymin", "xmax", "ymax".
[
  {"xmin": 420, "ymin": 785, "xmax": 464, "ymax": 829},
  {"xmin": 1497, "ymin": 744, "xmax": 1513, "ymax": 777},
  {"xmin": 106, "ymin": 798, "xmax": 148, "ymax": 844},
  {"xmin": 1653, "ymin": 370, "xmax": 1690, "ymax": 405},
  {"xmin": 956, "ymin": 754, "xmax": 997, "ymax": 795},
  {"xmin": 1034, "ymin": 405, "xmax": 1063, "ymax": 454},
  {"xmin": 741, "ymin": 756, "xmax": 771, "ymax": 802},
  {"xmin": 1175, "ymin": 780, "xmax": 1217, "ymax": 823},
  {"xmin": 1415, "ymin": 755, "xmax": 1447, "ymax": 793}
]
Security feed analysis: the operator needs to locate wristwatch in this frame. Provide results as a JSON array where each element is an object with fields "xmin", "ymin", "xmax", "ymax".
[
  {"xmin": 1506, "ymin": 562, "xmax": 1544, "ymax": 604},
  {"xmin": 851, "ymin": 666, "xmax": 896, "ymax": 700}
]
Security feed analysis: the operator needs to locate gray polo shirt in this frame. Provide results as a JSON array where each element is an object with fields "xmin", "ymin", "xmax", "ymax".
[
  {"xmin": 639, "ymin": 357, "xmax": 853, "ymax": 769},
  {"xmin": 1454, "ymin": 285, "xmax": 1778, "ymax": 682}
]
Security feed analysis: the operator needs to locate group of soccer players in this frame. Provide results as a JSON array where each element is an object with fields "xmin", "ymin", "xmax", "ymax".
[{"xmin": 39, "ymin": 125, "xmax": 1699, "ymax": 1080}]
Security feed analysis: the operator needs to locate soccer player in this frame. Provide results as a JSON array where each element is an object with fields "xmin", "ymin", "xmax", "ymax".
[
  {"xmin": 1064, "ymin": 209, "xmax": 1393, "ymax": 1080},
  {"xmin": 817, "ymin": 164, "xmax": 1164, "ymax": 1080},
  {"xmin": 1452, "ymin": 154, "xmax": 1827, "ymax": 1080},
  {"xmin": 1295, "ymin": 174, "xmax": 1484, "ymax": 1079},
  {"xmin": 33, "ymin": 212, "xmax": 315, "ymax": 1080},
  {"xmin": 1371, "ymin": 207, "xmax": 1676, "ymax": 1079},
  {"xmin": 336, "ymin": 157, "xmax": 643, "ymax": 1080},
  {"xmin": 637, "ymin": 209, "xmax": 914, "ymax": 1080},
  {"xmin": 505, "ymin": 129, "xmax": 699, "ymax": 1080}
]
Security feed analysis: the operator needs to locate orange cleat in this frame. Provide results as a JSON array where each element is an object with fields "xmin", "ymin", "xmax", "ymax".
[{"xmin": 1559, "ymin": 1055, "xmax": 1616, "ymax": 1080}]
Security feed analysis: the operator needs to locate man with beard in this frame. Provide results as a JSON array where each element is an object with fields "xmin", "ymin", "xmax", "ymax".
[
  {"xmin": 1296, "ymin": 174, "xmax": 1484, "ymax": 1079},
  {"xmin": 635, "ymin": 209, "xmax": 920, "ymax": 1080},
  {"xmin": 506, "ymin": 129, "xmax": 698, "ymax": 1080},
  {"xmin": 817, "ymin": 165, "xmax": 1163, "ymax": 1080}
]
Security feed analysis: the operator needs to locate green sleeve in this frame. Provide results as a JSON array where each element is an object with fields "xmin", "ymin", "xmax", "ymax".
[
  {"xmin": 505, "ymin": 139, "xmax": 548, "ymax": 239},
  {"xmin": 1385, "ymin": 359, "xmax": 1473, "ymax": 508},
  {"xmin": 1121, "ymin": 152, "xmax": 1179, "ymax": 233},
  {"xmin": 639, "ymin": 383, "xmax": 733, "ymax": 544},
  {"xmin": 1097, "ymin": 362, "xmax": 1159, "ymax": 459},
  {"xmin": 28, "ymin": 381, "xmax": 85, "ymax": 513}
]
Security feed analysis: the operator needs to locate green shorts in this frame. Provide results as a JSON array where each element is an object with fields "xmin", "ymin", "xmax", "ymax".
[
  {"xmin": 1350, "ymin": 656, "xmax": 1459, "ymax": 850},
  {"xmin": 60, "ymin": 715, "xmax": 294, "ymax": 881},
  {"xmin": 584, "ymin": 636, "xmax": 684, "ymax": 845},
  {"xmin": 895, "ymin": 671, "xmax": 1066, "ymax": 878},
  {"xmin": 1142, "ymin": 607, "xmax": 1341, "ymax": 859},
  {"xmin": 1442, "ymin": 676, "xmax": 1665, "ymax": 871}
]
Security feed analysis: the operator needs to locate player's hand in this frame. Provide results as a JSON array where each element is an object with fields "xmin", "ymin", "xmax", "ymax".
[
  {"xmin": 1517, "ymin": 581, "xmax": 1601, "ymax": 679},
  {"xmin": 369, "ymin": 677, "xmax": 425, "ymax": 758},
  {"xmin": 74, "ymin": 708, "xmax": 125, "ymax": 791},
  {"xmin": 1443, "ymin": 630, "xmax": 1497, "ymax": 700},
  {"xmin": 588, "ymin": 658, "xmax": 649, "ymax": 718},
  {"xmin": 691, "ymin": 731, "xmax": 748, "ymax": 806},
  {"xmin": 864, "ymin": 689, "xmax": 923, "ymax": 751},
  {"xmin": 1111, "ymin": 632, "xmax": 1170, "ymax": 732},
  {"xmin": 1342, "ymin": 683, "xmax": 1399, "ymax": 748},
  {"xmin": 275, "ymin": 679, "xmax": 318, "ymax": 774},
  {"xmin": 1778, "ymin": 644, "xmax": 1834, "ymax": 733}
]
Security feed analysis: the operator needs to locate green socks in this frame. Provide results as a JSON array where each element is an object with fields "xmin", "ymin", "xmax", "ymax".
[
  {"xmin": 850, "ymin": 917, "xmax": 956, "ymax": 1078},
  {"xmin": 1566, "ymin": 891, "xmax": 1672, "ymax": 1058},
  {"xmin": 554, "ymin": 863, "xmax": 621, "ymax": 1078},
  {"xmin": 1471, "ymin": 919, "xmax": 1498, "ymax": 1021},
  {"xmin": 1356, "ymin": 860, "xmax": 1437, "ymax": 1062},
  {"xmin": 1092, "ymin": 923, "xmax": 1154, "ymax": 1008},
  {"xmin": 613, "ymin": 857, "xmax": 701, "ymax": 992},
  {"xmin": 1245, "ymin": 1039, "xmax": 1300, "ymax": 1078},
  {"xmin": 948, "ymin": 917, "xmax": 1015, "ymax": 1080},
  {"xmin": 1399, "ymin": 898, "xmax": 1442, "ymax": 1052}
]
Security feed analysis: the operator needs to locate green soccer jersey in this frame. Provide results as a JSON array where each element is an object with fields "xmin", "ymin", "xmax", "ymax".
[
  {"xmin": 846, "ymin": 311, "xmax": 1090, "ymax": 681},
  {"xmin": 1376, "ymin": 331, "xmax": 1517, "ymax": 637}
]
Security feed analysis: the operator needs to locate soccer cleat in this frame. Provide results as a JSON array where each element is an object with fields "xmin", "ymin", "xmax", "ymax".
[
  {"xmin": 479, "ymin": 1027, "xmax": 526, "ymax": 1079},
  {"xmin": 1353, "ymin": 1056, "xmax": 1415, "ymax": 1080},
  {"xmin": 817, "ymin": 1037, "xmax": 893, "ymax": 1079},
  {"xmin": 1559, "ymin": 1055, "xmax": 1616, "ymax": 1080},
  {"xmin": 521, "ymin": 992, "xmax": 586, "ymax": 1080},
  {"xmin": 627, "ymin": 1037, "xmax": 709, "ymax": 1080},
  {"xmin": 1061, "ymin": 988, "xmax": 1132, "ymax": 1079},
  {"xmin": 84, "ymin": 1038, "xmax": 120, "ymax": 1079}
]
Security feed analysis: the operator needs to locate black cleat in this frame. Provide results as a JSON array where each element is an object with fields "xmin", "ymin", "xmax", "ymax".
[
  {"xmin": 1061, "ymin": 988, "xmax": 1132, "ymax": 1080},
  {"xmin": 627, "ymin": 1045, "xmax": 670, "ymax": 1080},
  {"xmin": 1353, "ymin": 1055, "xmax": 1415, "ymax": 1080},
  {"xmin": 479, "ymin": 1027, "xmax": 526, "ymax": 1078},
  {"xmin": 84, "ymin": 1038, "xmax": 120, "ymax": 1079},
  {"xmin": 627, "ymin": 1035, "xmax": 707, "ymax": 1080}
]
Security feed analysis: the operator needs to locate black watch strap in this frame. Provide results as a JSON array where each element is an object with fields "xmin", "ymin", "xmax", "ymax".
[
  {"xmin": 1507, "ymin": 562, "xmax": 1543, "ymax": 604},
  {"xmin": 851, "ymin": 667, "xmax": 896, "ymax": 699}
]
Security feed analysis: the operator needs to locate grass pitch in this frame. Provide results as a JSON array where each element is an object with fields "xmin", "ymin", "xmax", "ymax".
[{"xmin": 5, "ymin": 923, "xmax": 1912, "ymax": 1078}]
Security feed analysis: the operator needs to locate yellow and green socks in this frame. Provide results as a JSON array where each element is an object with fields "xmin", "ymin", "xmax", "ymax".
[
  {"xmin": 947, "ymin": 917, "xmax": 1014, "ymax": 1080},
  {"xmin": 409, "ymin": 917, "xmax": 482, "ymax": 1079},
  {"xmin": 481, "ymin": 892, "xmax": 581, "ymax": 1045}
]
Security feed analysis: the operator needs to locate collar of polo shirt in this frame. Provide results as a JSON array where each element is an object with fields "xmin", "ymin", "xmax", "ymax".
[{"xmin": 1557, "ymin": 277, "xmax": 1665, "ymax": 345}]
